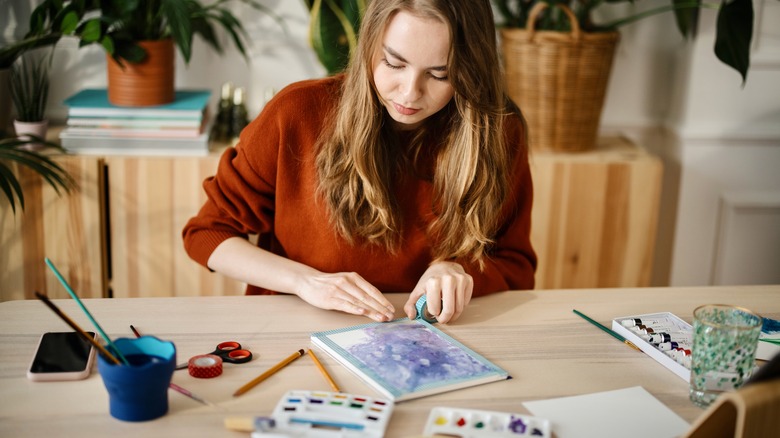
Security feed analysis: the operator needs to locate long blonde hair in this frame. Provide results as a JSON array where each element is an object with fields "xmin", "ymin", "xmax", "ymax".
[{"xmin": 316, "ymin": 0, "xmax": 520, "ymax": 266}]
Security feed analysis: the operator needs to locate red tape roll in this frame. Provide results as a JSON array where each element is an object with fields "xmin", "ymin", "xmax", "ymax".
[{"xmin": 188, "ymin": 354, "xmax": 223, "ymax": 378}]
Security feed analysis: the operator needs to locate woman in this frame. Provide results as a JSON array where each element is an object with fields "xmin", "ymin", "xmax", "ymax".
[{"xmin": 183, "ymin": 0, "xmax": 536, "ymax": 324}]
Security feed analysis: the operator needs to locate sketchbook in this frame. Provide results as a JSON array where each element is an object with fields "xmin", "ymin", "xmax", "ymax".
[{"xmin": 310, "ymin": 318, "xmax": 510, "ymax": 402}]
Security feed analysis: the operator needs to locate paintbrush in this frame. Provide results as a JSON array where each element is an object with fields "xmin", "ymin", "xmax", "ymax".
[
  {"xmin": 573, "ymin": 309, "xmax": 642, "ymax": 351},
  {"xmin": 45, "ymin": 257, "xmax": 129, "ymax": 364},
  {"xmin": 34, "ymin": 291, "xmax": 121, "ymax": 365}
]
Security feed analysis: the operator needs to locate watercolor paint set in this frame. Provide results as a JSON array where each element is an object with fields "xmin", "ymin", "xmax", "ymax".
[
  {"xmin": 612, "ymin": 312, "xmax": 692, "ymax": 381},
  {"xmin": 422, "ymin": 407, "xmax": 551, "ymax": 438},
  {"xmin": 251, "ymin": 390, "xmax": 393, "ymax": 437}
]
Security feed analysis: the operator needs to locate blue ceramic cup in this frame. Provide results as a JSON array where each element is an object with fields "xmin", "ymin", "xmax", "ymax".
[{"xmin": 97, "ymin": 336, "xmax": 176, "ymax": 422}]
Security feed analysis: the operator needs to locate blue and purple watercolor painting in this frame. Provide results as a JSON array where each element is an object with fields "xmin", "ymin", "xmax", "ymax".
[{"xmin": 326, "ymin": 319, "xmax": 498, "ymax": 393}]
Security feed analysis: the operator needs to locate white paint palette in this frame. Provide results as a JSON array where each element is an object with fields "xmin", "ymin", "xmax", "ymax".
[
  {"xmin": 253, "ymin": 390, "xmax": 393, "ymax": 438},
  {"xmin": 423, "ymin": 407, "xmax": 551, "ymax": 438}
]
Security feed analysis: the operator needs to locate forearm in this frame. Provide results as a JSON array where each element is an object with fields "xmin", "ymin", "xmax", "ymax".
[
  {"xmin": 207, "ymin": 236, "xmax": 320, "ymax": 295},
  {"xmin": 208, "ymin": 237, "xmax": 395, "ymax": 321}
]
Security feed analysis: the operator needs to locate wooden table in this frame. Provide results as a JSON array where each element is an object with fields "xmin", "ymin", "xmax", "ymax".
[{"xmin": 1, "ymin": 285, "xmax": 778, "ymax": 437}]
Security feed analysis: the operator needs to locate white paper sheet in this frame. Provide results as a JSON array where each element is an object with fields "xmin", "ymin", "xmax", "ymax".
[{"xmin": 523, "ymin": 386, "xmax": 689, "ymax": 438}]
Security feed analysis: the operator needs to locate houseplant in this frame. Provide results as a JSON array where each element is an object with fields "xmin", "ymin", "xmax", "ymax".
[
  {"xmin": 17, "ymin": 0, "xmax": 283, "ymax": 106},
  {"xmin": 0, "ymin": 134, "xmax": 74, "ymax": 215},
  {"xmin": 11, "ymin": 53, "xmax": 50, "ymax": 149},
  {"xmin": 304, "ymin": 0, "xmax": 364, "ymax": 75},
  {"xmin": 1, "ymin": 33, "xmax": 59, "ymax": 135},
  {"xmin": 492, "ymin": 0, "xmax": 755, "ymax": 152}
]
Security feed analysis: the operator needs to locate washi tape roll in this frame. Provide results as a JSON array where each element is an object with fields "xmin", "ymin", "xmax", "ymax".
[
  {"xmin": 415, "ymin": 296, "xmax": 438, "ymax": 323},
  {"xmin": 188, "ymin": 354, "xmax": 223, "ymax": 378}
]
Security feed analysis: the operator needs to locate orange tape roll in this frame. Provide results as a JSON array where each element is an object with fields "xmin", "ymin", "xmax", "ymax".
[{"xmin": 188, "ymin": 354, "xmax": 223, "ymax": 378}]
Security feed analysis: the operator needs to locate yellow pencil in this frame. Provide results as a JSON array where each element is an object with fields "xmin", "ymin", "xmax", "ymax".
[
  {"xmin": 308, "ymin": 349, "xmax": 340, "ymax": 392},
  {"xmin": 233, "ymin": 349, "xmax": 305, "ymax": 397}
]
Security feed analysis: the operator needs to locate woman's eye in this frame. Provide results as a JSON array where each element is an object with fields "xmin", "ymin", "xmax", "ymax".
[
  {"xmin": 382, "ymin": 59, "xmax": 403, "ymax": 70},
  {"xmin": 430, "ymin": 73, "xmax": 449, "ymax": 82}
]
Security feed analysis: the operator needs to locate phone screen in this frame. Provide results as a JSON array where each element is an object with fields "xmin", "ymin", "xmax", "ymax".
[{"xmin": 29, "ymin": 332, "xmax": 95, "ymax": 374}]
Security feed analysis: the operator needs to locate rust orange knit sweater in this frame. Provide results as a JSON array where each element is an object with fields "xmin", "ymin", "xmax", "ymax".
[{"xmin": 183, "ymin": 76, "xmax": 536, "ymax": 295}]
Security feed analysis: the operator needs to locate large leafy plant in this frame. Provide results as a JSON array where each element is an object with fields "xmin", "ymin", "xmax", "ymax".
[
  {"xmin": 492, "ymin": 0, "xmax": 755, "ymax": 83},
  {"xmin": 303, "ymin": 0, "xmax": 365, "ymax": 75},
  {"xmin": 6, "ymin": 0, "xmax": 282, "ymax": 66}
]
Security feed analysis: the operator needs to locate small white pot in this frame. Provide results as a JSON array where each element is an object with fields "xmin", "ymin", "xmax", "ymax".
[{"xmin": 13, "ymin": 119, "xmax": 49, "ymax": 150}]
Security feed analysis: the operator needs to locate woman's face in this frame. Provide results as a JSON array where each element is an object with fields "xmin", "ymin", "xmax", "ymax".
[{"xmin": 373, "ymin": 11, "xmax": 454, "ymax": 131}]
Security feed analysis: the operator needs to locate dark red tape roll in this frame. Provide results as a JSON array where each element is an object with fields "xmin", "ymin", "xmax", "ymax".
[{"xmin": 188, "ymin": 354, "xmax": 223, "ymax": 378}]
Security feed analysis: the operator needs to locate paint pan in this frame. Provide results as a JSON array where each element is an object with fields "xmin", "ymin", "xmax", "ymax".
[
  {"xmin": 423, "ymin": 407, "xmax": 551, "ymax": 438},
  {"xmin": 253, "ymin": 390, "xmax": 393, "ymax": 437}
]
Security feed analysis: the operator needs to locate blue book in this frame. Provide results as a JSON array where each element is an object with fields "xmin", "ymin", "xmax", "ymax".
[
  {"xmin": 310, "ymin": 318, "xmax": 510, "ymax": 402},
  {"xmin": 64, "ymin": 89, "xmax": 211, "ymax": 119}
]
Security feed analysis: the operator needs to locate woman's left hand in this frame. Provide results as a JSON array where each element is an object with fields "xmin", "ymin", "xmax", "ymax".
[{"xmin": 404, "ymin": 261, "xmax": 473, "ymax": 324}]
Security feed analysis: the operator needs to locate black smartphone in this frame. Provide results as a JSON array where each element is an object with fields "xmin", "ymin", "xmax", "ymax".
[{"xmin": 27, "ymin": 331, "xmax": 97, "ymax": 381}]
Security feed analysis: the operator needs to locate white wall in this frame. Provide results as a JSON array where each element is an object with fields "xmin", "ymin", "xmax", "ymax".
[
  {"xmin": 668, "ymin": 2, "xmax": 780, "ymax": 286},
  {"xmin": 2, "ymin": 0, "xmax": 325, "ymax": 120}
]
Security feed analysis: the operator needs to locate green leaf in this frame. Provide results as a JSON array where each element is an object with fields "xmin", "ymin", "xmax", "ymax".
[
  {"xmin": 0, "ymin": 162, "xmax": 23, "ymax": 213},
  {"xmin": 0, "ymin": 136, "xmax": 75, "ymax": 214},
  {"xmin": 672, "ymin": 0, "xmax": 700, "ymax": 38},
  {"xmin": 309, "ymin": 0, "xmax": 358, "ymax": 75},
  {"xmin": 114, "ymin": 41, "xmax": 148, "ymax": 64},
  {"xmin": 80, "ymin": 19, "xmax": 103, "ymax": 42},
  {"xmin": 100, "ymin": 35, "xmax": 115, "ymax": 55},
  {"xmin": 715, "ymin": 0, "xmax": 753, "ymax": 84},
  {"xmin": 60, "ymin": 11, "xmax": 81, "ymax": 34},
  {"xmin": 161, "ymin": 0, "xmax": 194, "ymax": 62}
]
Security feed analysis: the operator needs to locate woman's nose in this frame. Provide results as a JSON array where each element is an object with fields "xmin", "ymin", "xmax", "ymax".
[{"xmin": 400, "ymin": 73, "xmax": 423, "ymax": 102}]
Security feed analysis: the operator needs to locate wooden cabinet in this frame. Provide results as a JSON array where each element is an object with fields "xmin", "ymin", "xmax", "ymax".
[
  {"xmin": 105, "ymin": 155, "xmax": 244, "ymax": 298},
  {"xmin": 530, "ymin": 136, "xmax": 662, "ymax": 289},
  {"xmin": 0, "ymin": 156, "xmax": 105, "ymax": 300},
  {"xmin": 1, "ymin": 136, "xmax": 662, "ymax": 300},
  {"xmin": 0, "ymin": 149, "xmax": 244, "ymax": 301}
]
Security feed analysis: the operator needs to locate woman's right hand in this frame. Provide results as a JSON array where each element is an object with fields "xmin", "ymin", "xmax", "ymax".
[
  {"xmin": 208, "ymin": 237, "xmax": 395, "ymax": 322},
  {"xmin": 295, "ymin": 272, "xmax": 396, "ymax": 322}
]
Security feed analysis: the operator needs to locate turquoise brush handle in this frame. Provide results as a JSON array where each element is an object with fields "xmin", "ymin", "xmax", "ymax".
[{"xmin": 44, "ymin": 257, "xmax": 129, "ymax": 365}]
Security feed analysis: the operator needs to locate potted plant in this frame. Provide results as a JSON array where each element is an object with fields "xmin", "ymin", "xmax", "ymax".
[
  {"xmin": 17, "ymin": 0, "xmax": 283, "ymax": 106},
  {"xmin": 492, "ymin": 0, "xmax": 755, "ymax": 152},
  {"xmin": 1, "ymin": 32, "xmax": 60, "ymax": 134},
  {"xmin": 0, "ymin": 134, "xmax": 75, "ymax": 215},
  {"xmin": 304, "ymin": 0, "xmax": 364, "ymax": 75},
  {"xmin": 11, "ymin": 53, "xmax": 50, "ymax": 150}
]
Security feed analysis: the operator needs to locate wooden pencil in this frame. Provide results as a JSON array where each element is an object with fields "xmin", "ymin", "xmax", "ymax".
[
  {"xmin": 233, "ymin": 349, "xmax": 305, "ymax": 397},
  {"xmin": 308, "ymin": 348, "xmax": 340, "ymax": 392}
]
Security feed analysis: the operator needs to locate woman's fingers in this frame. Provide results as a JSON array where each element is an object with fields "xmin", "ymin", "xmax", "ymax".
[
  {"xmin": 300, "ymin": 272, "xmax": 395, "ymax": 321},
  {"xmin": 406, "ymin": 261, "xmax": 473, "ymax": 323}
]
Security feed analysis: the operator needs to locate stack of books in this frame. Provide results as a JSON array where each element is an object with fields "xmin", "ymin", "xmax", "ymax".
[{"xmin": 60, "ymin": 89, "xmax": 213, "ymax": 156}]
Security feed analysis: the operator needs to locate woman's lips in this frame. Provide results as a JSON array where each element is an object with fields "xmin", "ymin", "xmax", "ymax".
[{"xmin": 393, "ymin": 102, "xmax": 420, "ymax": 116}]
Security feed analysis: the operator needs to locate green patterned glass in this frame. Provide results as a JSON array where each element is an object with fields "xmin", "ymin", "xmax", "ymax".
[{"xmin": 689, "ymin": 304, "xmax": 762, "ymax": 408}]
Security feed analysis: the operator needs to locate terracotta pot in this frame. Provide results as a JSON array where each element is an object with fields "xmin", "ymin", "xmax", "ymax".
[
  {"xmin": 107, "ymin": 39, "xmax": 175, "ymax": 107},
  {"xmin": 13, "ymin": 119, "xmax": 49, "ymax": 150}
]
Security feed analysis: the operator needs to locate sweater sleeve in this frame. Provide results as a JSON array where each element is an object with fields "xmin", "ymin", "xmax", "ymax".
[
  {"xmin": 461, "ymin": 115, "xmax": 537, "ymax": 295},
  {"xmin": 182, "ymin": 93, "xmax": 285, "ymax": 268}
]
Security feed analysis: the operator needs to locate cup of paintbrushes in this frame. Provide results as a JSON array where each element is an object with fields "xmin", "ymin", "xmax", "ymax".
[{"xmin": 97, "ymin": 336, "xmax": 176, "ymax": 421}]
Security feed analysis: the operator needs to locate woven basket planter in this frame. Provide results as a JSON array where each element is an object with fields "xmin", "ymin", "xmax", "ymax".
[{"xmin": 501, "ymin": 4, "xmax": 619, "ymax": 152}]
